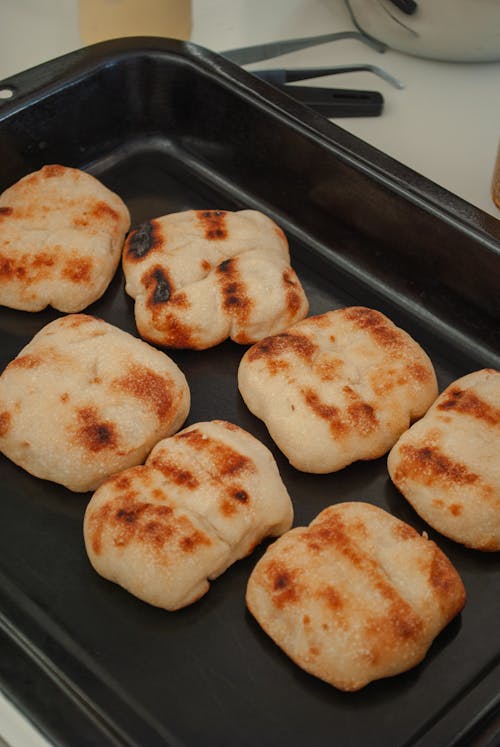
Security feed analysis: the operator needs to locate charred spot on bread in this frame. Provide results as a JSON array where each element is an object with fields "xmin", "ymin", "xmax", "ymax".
[
  {"xmin": 394, "ymin": 444, "xmax": 480, "ymax": 487},
  {"xmin": 437, "ymin": 387, "xmax": 500, "ymax": 425},
  {"xmin": 147, "ymin": 266, "xmax": 171, "ymax": 305},
  {"xmin": 216, "ymin": 257, "xmax": 254, "ymax": 324},
  {"xmin": 126, "ymin": 220, "xmax": 161, "ymax": 260},
  {"xmin": 75, "ymin": 407, "xmax": 118, "ymax": 452},
  {"xmin": 197, "ymin": 209, "xmax": 227, "ymax": 240},
  {"xmin": 247, "ymin": 332, "xmax": 316, "ymax": 364},
  {"xmin": 267, "ymin": 562, "xmax": 302, "ymax": 608}
]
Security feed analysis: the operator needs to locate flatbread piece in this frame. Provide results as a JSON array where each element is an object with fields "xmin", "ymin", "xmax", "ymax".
[
  {"xmin": 0, "ymin": 164, "xmax": 130, "ymax": 312},
  {"xmin": 84, "ymin": 420, "xmax": 294, "ymax": 609},
  {"xmin": 122, "ymin": 209, "xmax": 309, "ymax": 349},
  {"xmin": 0, "ymin": 314, "xmax": 190, "ymax": 491},
  {"xmin": 246, "ymin": 501, "xmax": 466, "ymax": 691},
  {"xmin": 238, "ymin": 306, "xmax": 438, "ymax": 473},
  {"xmin": 388, "ymin": 368, "xmax": 500, "ymax": 550}
]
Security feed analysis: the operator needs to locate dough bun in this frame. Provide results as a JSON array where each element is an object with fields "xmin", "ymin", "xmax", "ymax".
[
  {"xmin": 84, "ymin": 420, "xmax": 293, "ymax": 610},
  {"xmin": 246, "ymin": 501, "xmax": 466, "ymax": 691},
  {"xmin": 388, "ymin": 368, "xmax": 500, "ymax": 551},
  {"xmin": 0, "ymin": 314, "xmax": 190, "ymax": 491},
  {"xmin": 0, "ymin": 165, "xmax": 130, "ymax": 312},
  {"xmin": 238, "ymin": 306, "xmax": 438, "ymax": 473},
  {"xmin": 122, "ymin": 209, "xmax": 309, "ymax": 349}
]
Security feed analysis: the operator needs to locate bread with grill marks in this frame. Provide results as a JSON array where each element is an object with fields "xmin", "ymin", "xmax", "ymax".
[
  {"xmin": 122, "ymin": 209, "xmax": 309, "ymax": 349},
  {"xmin": 246, "ymin": 501, "xmax": 465, "ymax": 691},
  {"xmin": 238, "ymin": 306, "xmax": 438, "ymax": 473},
  {"xmin": 84, "ymin": 420, "xmax": 293, "ymax": 610},
  {"xmin": 388, "ymin": 368, "xmax": 500, "ymax": 551},
  {"xmin": 0, "ymin": 165, "xmax": 130, "ymax": 312},
  {"xmin": 0, "ymin": 314, "xmax": 189, "ymax": 492}
]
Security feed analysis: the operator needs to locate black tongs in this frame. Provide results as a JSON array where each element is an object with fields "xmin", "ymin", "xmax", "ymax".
[
  {"xmin": 222, "ymin": 31, "xmax": 402, "ymax": 118},
  {"xmin": 253, "ymin": 67, "xmax": 383, "ymax": 118}
]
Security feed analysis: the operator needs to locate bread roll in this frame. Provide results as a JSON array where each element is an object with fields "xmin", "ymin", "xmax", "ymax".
[
  {"xmin": 0, "ymin": 165, "xmax": 130, "ymax": 312},
  {"xmin": 0, "ymin": 314, "xmax": 189, "ymax": 491},
  {"xmin": 388, "ymin": 368, "xmax": 500, "ymax": 550},
  {"xmin": 246, "ymin": 501, "xmax": 466, "ymax": 691},
  {"xmin": 122, "ymin": 209, "xmax": 308, "ymax": 349},
  {"xmin": 238, "ymin": 306, "xmax": 437, "ymax": 473},
  {"xmin": 84, "ymin": 420, "xmax": 293, "ymax": 610}
]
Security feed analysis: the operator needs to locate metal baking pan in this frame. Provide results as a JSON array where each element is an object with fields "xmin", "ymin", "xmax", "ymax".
[{"xmin": 0, "ymin": 37, "xmax": 499, "ymax": 747}]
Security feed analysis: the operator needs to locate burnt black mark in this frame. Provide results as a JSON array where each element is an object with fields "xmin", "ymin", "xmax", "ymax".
[
  {"xmin": 127, "ymin": 221, "xmax": 155, "ymax": 259},
  {"xmin": 274, "ymin": 573, "xmax": 290, "ymax": 590},
  {"xmin": 116, "ymin": 508, "xmax": 138, "ymax": 523},
  {"xmin": 233, "ymin": 489, "xmax": 249, "ymax": 503},
  {"xmin": 218, "ymin": 258, "xmax": 233, "ymax": 274},
  {"xmin": 75, "ymin": 407, "xmax": 118, "ymax": 452},
  {"xmin": 152, "ymin": 267, "xmax": 171, "ymax": 304}
]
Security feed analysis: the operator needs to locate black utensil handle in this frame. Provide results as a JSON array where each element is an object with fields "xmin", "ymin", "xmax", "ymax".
[
  {"xmin": 387, "ymin": 0, "xmax": 418, "ymax": 15},
  {"xmin": 281, "ymin": 85, "xmax": 384, "ymax": 117}
]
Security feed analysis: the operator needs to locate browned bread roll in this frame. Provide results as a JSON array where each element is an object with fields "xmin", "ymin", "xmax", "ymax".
[
  {"xmin": 0, "ymin": 314, "xmax": 190, "ymax": 492},
  {"xmin": 122, "ymin": 209, "xmax": 309, "ymax": 349},
  {"xmin": 0, "ymin": 165, "xmax": 130, "ymax": 312},
  {"xmin": 238, "ymin": 306, "xmax": 438, "ymax": 473},
  {"xmin": 246, "ymin": 502, "xmax": 466, "ymax": 691},
  {"xmin": 388, "ymin": 368, "xmax": 500, "ymax": 551},
  {"xmin": 84, "ymin": 420, "xmax": 294, "ymax": 610}
]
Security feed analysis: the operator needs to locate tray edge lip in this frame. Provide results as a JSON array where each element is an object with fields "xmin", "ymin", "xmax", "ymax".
[{"xmin": 0, "ymin": 34, "xmax": 498, "ymax": 243}]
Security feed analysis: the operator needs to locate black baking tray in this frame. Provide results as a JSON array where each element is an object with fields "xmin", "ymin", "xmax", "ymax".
[{"xmin": 0, "ymin": 37, "xmax": 499, "ymax": 747}]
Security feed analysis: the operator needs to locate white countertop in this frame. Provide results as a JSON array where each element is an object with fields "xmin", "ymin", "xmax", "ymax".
[
  {"xmin": 0, "ymin": 1, "xmax": 499, "ymax": 745},
  {"xmin": 193, "ymin": 0, "xmax": 500, "ymax": 219}
]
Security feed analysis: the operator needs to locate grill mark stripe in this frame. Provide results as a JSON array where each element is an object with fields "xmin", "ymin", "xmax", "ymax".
[
  {"xmin": 437, "ymin": 387, "xmax": 500, "ymax": 426},
  {"xmin": 197, "ymin": 209, "xmax": 227, "ymax": 240}
]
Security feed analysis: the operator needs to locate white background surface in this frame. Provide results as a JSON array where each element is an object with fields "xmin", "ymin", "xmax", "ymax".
[{"xmin": 0, "ymin": 1, "xmax": 499, "ymax": 745}]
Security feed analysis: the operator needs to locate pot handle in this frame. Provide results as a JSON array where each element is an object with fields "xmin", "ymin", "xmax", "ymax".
[{"xmin": 387, "ymin": 0, "xmax": 418, "ymax": 14}]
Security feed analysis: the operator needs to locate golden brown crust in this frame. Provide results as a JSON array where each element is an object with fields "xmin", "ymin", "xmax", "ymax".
[
  {"xmin": 0, "ymin": 314, "xmax": 190, "ymax": 492},
  {"xmin": 0, "ymin": 165, "xmax": 130, "ymax": 312},
  {"xmin": 247, "ymin": 331, "xmax": 317, "ymax": 364},
  {"xmin": 122, "ymin": 209, "xmax": 309, "ymax": 349},
  {"xmin": 238, "ymin": 307, "xmax": 438, "ymax": 473},
  {"xmin": 246, "ymin": 502, "xmax": 466, "ymax": 691},
  {"xmin": 436, "ymin": 382, "xmax": 500, "ymax": 425},
  {"xmin": 84, "ymin": 420, "xmax": 294, "ymax": 610},
  {"xmin": 388, "ymin": 368, "xmax": 500, "ymax": 551},
  {"xmin": 393, "ymin": 444, "xmax": 481, "ymax": 489},
  {"xmin": 111, "ymin": 365, "xmax": 176, "ymax": 423}
]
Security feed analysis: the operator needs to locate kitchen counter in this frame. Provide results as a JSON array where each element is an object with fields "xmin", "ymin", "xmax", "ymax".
[{"xmin": 0, "ymin": 2, "xmax": 499, "ymax": 745}]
